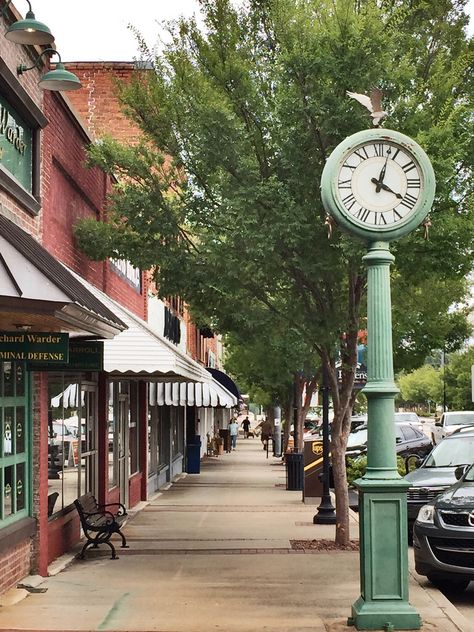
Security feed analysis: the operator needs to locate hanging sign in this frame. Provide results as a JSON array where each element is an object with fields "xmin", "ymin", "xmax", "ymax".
[
  {"xmin": 0, "ymin": 96, "xmax": 33, "ymax": 192},
  {"xmin": 0, "ymin": 332, "xmax": 69, "ymax": 363},
  {"xmin": 28, "ymin": 340, "xmax": 103, "ymax": 371}
]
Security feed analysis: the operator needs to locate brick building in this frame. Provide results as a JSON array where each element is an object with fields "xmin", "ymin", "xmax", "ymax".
[{"xmin": 0, "ymin": 5, "xmax": 237, "ymax": 595}]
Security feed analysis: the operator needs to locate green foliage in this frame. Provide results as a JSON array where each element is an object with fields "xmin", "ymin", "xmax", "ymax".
[
  {"xmin": 445, "ymin": 346, "xmax": 474, "ymax": 410},
  {"xmin": 398, "ymin": 364, "xmax": 443, "ymax": 406},
  {"xmin": 347, "ymin": 455, "xmax": 408, "ymax": 486},
  {"xmin": 73, "ymin": 0, "xmax": 474, "ymax": 540},
  {"xmin": 76, "ymin": 0, "xmax": 474, "ymax": 386}
]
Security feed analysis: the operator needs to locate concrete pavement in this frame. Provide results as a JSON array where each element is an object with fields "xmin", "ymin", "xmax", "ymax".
[{"xmin": 0, "ymin": 438, "xmax": 472, "ymax": 632}]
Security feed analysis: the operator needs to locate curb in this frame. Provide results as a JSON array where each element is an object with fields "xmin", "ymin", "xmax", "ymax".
[{"xmin": 410, "ymin": 570, "xmax": 474, "ymax": 632}]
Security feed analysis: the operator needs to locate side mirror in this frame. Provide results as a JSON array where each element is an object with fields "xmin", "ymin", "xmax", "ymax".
[
  {"xmin": 395, "ymin": 436, "xmax": 402, "ymax": 444},
  {"xmin": 405, "ymin": 454, "xmax": 421, "ymax": 474},
  {"xmin": 435, "ymin": 419, "xmax": 442, "ymax": 427},
  {"xmin": 454, "ymin": 464, "xmax": 469, "ymax": 481}
]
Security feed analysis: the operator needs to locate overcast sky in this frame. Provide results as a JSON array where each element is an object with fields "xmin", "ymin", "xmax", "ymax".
[{"xmin": 28, "ymin": 0, "xmax": 474, "ymax": 62}]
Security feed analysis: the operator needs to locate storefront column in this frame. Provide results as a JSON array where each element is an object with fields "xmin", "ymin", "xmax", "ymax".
[
  {"xmin": 139, "ymin": 381, "xmax": 148, "ymax": 501},
  {"xmin": 33, "ymin": 372, "xmax": 50, "ymax": 576}
]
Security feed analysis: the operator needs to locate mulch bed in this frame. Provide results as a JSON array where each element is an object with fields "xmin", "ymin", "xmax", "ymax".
[{"xmin": 290, "ymin": 539, "xmax": 359, "ymax": 551}]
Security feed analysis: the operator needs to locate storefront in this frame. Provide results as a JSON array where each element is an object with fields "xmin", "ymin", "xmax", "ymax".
[
  {"xmin": 0, "ymin": 219, "xmax": 127, "ymax": 588},
  {"xmin": 68, "ymin": 273, "xmax": 217, "ymax": 501}
]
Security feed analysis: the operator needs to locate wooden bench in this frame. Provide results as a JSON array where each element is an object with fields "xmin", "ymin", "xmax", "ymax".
[{"xmin": 74, "ymin": 492, "xmax": 128, "ymax": 560}]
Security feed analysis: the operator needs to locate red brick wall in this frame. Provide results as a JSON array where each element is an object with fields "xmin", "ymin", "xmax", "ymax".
[
  {"xmin": 0, "ymin": 541, "xmax": 30, "ymax": 594},
  {"xmin": 42, "ymin": 90, "xmax": 147, "ymax": 319},
  {"xmin": 65, "ymin": 63, "xmax": 138, "ymax": 143}
]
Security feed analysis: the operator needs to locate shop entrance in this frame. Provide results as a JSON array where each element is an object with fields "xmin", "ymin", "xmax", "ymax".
[{"xmin": 117, "ymin": 391, "xmax": 129, "ymax": 507}]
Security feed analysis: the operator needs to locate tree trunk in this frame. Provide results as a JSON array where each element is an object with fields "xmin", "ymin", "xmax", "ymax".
[
  {"xmin": 294, "ymin": 373, "xmax": 304, "ymax": 451},
  {"xmin": 299, "ymin": 374, "xmax": 318, "ymax": 430},
  {"xmin": 282, "ymin": 396, "xmax": 292, "ymax": 453}
]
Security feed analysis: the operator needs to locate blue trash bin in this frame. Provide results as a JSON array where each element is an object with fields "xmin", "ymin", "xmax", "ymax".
[{"xmin": 186, "ymin": 435, "xmax": 201, "ymax": 474}]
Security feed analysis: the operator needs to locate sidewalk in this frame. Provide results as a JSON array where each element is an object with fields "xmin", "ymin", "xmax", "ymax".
[{"xmin": 0, "ymin": 439, "xmax": 471, "ymax": 632}]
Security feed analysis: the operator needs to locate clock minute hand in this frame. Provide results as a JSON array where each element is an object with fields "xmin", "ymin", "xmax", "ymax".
[
  {"xmin": 370, "ymin": 178, "xmax": 403, "ymax": 199},
  {"xmin": 375, "ymin": 148, "xmax": 391, "ymax": 192}
]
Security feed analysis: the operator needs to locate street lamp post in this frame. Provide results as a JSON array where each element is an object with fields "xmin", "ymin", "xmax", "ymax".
[
  {"xmin": 348, "ymin": 242, "xmax": 420, "ymax": 629},
  {"xmin": 314, "ymin": 363, "xmax": 336, "ymax": 524}
]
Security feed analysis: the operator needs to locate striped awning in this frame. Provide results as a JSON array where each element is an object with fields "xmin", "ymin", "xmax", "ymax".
[{"xmin": 149, "ymin": 380, "xmax": 237, "ymax": 408}]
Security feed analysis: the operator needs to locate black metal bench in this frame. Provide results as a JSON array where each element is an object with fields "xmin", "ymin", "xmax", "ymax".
[{"xmin": 74, "ymin": 492, "xmax": 128, "ymax": 560}]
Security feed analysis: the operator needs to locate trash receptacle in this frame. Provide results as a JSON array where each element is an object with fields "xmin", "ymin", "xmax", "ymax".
[
  {"xmin": 186, "ymin": 435, "xmax": 201, "ymax": 474},
  {"xmin": 285, "ymin": 451, "xmax": 304, "ymax": 490}
]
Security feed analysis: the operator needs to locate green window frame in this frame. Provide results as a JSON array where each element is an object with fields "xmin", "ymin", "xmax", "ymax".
[{"xmin": 0, "ymin": 362, "xmax": 30, "ymax": 527}]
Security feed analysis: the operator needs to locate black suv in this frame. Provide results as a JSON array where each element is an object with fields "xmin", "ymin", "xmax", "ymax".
[
  {"xmin": 413, "ymin": 462, "xmax": 474, "ymax": 593},
  {"xmin": 404, "ymin": 427, "xmax": 474, "ymax": 534}
]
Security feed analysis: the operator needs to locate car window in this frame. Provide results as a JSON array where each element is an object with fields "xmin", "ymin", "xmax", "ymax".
[
  {"xmin": 444, "ymin": 412, "xmax": 474, "ymax": 426},
  {"xmin": 394, "ymin": 413, "xmax": 418, "ymax": 423},
  {"xmin": 395, "ymin": 426, "xmax": 404, "ymax": 440},
  {"xmin": 464, "ymin": 464, "xmax": 474, "ymax": 482},
  {"xmin": 424, "ymin": 436, "xmax": 474, "ymax": 467},
  {"xmin": 401, "ymin": 426, "xmax": 417, "ymax": 441},
  {"xmin": 347, "ymin": 427, "xmax": 368, "ymax": 447}
]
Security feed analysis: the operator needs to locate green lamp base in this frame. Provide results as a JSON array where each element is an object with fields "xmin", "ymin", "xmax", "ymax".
[
  {"xmin": 349, "ymin": 597, "xmax": 421, "ymax": 630},
  {"xmin": 349, "ymin": 478, "xmax": 421, "ymax": 631}
]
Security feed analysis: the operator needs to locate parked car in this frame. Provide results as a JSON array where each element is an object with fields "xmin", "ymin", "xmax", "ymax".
[
  {"xmin": 345, "ymin": 422, "xmax": 432, "ymax": 461},
  {"xmin": 404, "ymin": 427, "xmax": 474, "ymax": 535},
  {"xmin": 431, "ymin": 410, "xmax": 474, "ymax": 444},
  {"xmin": 394, "ymin": 411, "xmax": 423, "ymax": 432},
  {"xmin": 413, "ymin": 462, "xmax": 474, "ymax": 593}
]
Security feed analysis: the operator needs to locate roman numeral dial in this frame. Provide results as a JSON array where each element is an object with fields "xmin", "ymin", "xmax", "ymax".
[
  {"xmin": 336, "ymin": 139, "xmax": 423, "ymax": 229},
  {"xmin": 321, "ymin": 129, "xmax": 435, "ymax": 242}
]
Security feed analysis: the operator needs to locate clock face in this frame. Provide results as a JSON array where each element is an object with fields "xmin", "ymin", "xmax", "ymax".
[
  {"xmin": 321, "ymin": 128, "xmax": 435, "ymax": 242},
  {"xmin": 336, "ymin": 140, "xmax": 423, "ymax": 229}
]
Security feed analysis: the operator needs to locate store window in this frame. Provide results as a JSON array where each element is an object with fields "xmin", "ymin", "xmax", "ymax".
[
  {"xmin": 0, "ymin": 362, "xmax": 29, "ymax": 527},
  {"xmin": 171, "ymin": 407, "xmax": 184, "ymax": 458},
  {"xmin": 48, "ymin": 375, "xmax": 98, "ymax": 515}
]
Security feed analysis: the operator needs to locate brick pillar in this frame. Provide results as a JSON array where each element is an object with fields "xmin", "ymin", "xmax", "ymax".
[{"xmin": 31, "ymin": 372, "xmax": 49, "ymax": 576}]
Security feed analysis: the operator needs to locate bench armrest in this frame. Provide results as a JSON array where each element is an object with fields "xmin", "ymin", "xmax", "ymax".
[{"xmin": 98, "ymin": 502, "xmax": 127, "ymax": 516}]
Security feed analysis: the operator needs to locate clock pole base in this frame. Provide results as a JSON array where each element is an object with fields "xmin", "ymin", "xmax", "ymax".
[{"xmin": 349, "ymin": 597, "xmax": 421, "ymax": 630}]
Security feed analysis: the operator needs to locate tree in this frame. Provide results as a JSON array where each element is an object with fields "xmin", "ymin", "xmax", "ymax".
[
  {"xmin": 76, "ymin": 0, "xmax": 474, "ymax": 544},
  {"xmin": 398, "ymin": 365, "xmax": 443, "ymax": 409},
  {"xmin": 445, "ymin": 346, "xmax": 474, "ymax": 410}
]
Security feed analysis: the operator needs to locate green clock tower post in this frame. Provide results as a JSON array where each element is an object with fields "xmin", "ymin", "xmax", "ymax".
[{"xmin": 321, "ymin": 128, "xmax": 435, "ymax": 630}]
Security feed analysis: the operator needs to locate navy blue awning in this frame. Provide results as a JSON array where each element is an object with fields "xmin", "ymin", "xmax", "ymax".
[{"xmin": 206, "ymin": 368, "xmax": 241, "ymax": 401}]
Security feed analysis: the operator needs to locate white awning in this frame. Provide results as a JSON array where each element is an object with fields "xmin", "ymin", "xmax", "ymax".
[
  {"xmin": 149, "ymin": 379, "xmax": 237, "ymax": 408},
  {"xmin": 67, "ymin": 269, "xmax": 213, "ymax": 382}
]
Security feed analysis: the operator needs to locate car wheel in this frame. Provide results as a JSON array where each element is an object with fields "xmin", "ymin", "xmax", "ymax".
[{"xmin": 427, "ymin": 575, "xmax": 470, "ymax": 594}]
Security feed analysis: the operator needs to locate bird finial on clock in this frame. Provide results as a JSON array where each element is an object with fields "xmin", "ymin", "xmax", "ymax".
[{"xmin": 346, "ymin": 88, "xmax": 387, "ymax": 127}]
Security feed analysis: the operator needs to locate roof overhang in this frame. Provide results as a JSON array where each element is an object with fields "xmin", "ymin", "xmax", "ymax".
[
  {"xmin": 69, "ymin": 270, "xmax": 214, "ymax": 382},
  {"xmin": 0, "ymin": 216, "xmax": 126, "ymax": 338},
  {"xmin": 149, "ymin": 380, "xmax": 237, "ymax": 408}
]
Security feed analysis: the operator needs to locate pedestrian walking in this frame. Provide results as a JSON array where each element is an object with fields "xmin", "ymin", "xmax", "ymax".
[
  {"xmin": 258, "ymin": 418, "xmax": 273, "ymax": 451},
  {"xmin": 241, "ymin": 416, "xmax": 251, "ymax": 438},
  {"xmin": 229, "ymin": 418, "xmax": 239, "ymax": 450}
]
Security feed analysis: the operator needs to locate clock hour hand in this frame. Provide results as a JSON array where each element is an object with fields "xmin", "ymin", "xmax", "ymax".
[{"xmin": 370, "ymin": 177, "xmax": 403, "ymax": 199}]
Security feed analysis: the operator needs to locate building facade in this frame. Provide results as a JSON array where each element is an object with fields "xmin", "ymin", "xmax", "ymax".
[{"xmin": 0, "ymin": 5, "xmax": 237, "ymax": 596}]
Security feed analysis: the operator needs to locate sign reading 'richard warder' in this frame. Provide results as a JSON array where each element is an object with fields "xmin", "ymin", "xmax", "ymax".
[{"xmin": 0, "ymin": 332, "xmax": 69, "ymax": 363}]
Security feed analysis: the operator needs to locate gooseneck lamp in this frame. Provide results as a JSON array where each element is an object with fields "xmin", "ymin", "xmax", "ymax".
[
  {"xmin": 3, "ymin": 0, "xmax": 54, "ymax": 45},
  {"xmin": 17, "ymin": 48, "xmax": 81, "ymax": 92}
]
